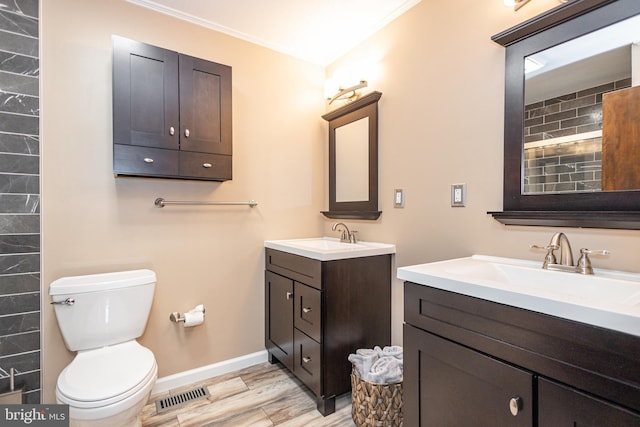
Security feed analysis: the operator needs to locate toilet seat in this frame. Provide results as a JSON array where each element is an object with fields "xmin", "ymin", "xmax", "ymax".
[{"xmin": 56, "ymin": 341, "xmax": 156, "ymax": 409}]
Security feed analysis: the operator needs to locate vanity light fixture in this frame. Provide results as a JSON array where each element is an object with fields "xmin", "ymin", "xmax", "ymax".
[
  {"xmin": 504, "ymin": 0, "xmax": 532, "ymax": 11},
  {"xmin": 327, "ymin": 80, "xmax": 368, "ymax": 104},
  {"xmin": 505, "ymin": 0, "xmax": 569, "ymax": 11}
]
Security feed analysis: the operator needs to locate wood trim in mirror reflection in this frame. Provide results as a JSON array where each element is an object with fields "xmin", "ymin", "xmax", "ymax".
[
  {"xmin": 322, "ymin": 91, "xmax": 382, "ymax": 221},
  {"xmin": 490, "ymin": 0, "xmax": 640, "ymax": 229}
]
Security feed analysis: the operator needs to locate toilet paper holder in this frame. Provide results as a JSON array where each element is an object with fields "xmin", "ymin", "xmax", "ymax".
[{"xmin": 169, "ymin": 305, "xmax": 205, "ymax": 323}]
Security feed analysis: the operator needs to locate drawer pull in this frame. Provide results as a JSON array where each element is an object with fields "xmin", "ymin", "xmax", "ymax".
[
  {"xmin": 143, "ymin": 158, "xmax": 154, "ymax": 163},
  {"xmin": 185, "ymin": 128, "xmax": 190, "ymax": 138},
  {"xmin": 286, "ymin": 291, "xmax": 293, "ymax": 300},
  {"xmin": 302, "ymin": 307, "xmax": 313, "ymax": 313},
  {"xmin": 169, "ymin": 126, "xmax": 175, "ymax": 136},
  {"xmin": 203, "ymin": 163, "xmax": 212, "ymax": 168},
  {"xmin": 509, "ymin": 396, "xmax": 522, "ymax": 416},
  {"xmin": 302, "ymin": 356, "xmax": 312, "ymax": 363}
]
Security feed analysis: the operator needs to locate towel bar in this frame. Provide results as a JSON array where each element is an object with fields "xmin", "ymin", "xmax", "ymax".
[{"xmin": 155, "ymin": 198, "xmax": 257, "ymax": 208}]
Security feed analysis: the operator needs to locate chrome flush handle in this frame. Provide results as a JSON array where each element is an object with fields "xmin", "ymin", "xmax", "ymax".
[{"xmin": 51, "ymin": 298, "xmax": 75, "ymax": 306}]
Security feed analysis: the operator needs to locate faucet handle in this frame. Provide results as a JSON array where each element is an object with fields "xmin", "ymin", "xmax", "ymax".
[
  {"xmin": 530, "ymin": 244, "xmax": 559, "ymax": 268},
  {"xmin": 530, "ymin": 244, "xmax": 559, "ymax": 251},
  {"xmin": 576, "ymin": 248, "xmax": 610, "ymax": 275},
  {"xmin": 579, "ymin": 248, "xmax": 610, "ymax": 256},
  {"xmin": 350, "ymin": 230, "xmax": 358, "ymax": 243}
]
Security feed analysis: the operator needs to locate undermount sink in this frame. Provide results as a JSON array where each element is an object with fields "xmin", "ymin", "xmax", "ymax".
[
  {"xmin": 397, "ymin": 255, "xmax": 640, "ymax": 337},
  {"xmin": 264, "ymin": 237, "xmax": 396, "ymax": 261}
]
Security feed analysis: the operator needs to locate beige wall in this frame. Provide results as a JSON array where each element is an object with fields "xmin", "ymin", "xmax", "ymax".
[
  {"xmin": 324, "ymin": 0, "xmax": 640, "ymax": 344},
  {"xmin": 41, "ymin": 0, "xmax": 325, "ymax": 402},
  {"xmin": 41, "ymin": 0, "xmax": 640, "ymax": 404}
]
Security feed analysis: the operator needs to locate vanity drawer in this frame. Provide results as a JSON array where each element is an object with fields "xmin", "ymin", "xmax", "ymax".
[
  {"xmin": 179, "ymin": 151, "xmax": 231, "ymax": 181},
  {"xmin": 265, "ymin": 249, "xmax": 322, "ymax": 289},
  {"xmin": 294, "ymin": 282, "xmax": 321, "ymax": 342},
  {"xmin": 294, "ymin": 328, "xmax": 321, "ymax": 396},
  {"xmin": 114, "ymin": 144, "xmax": 179, "ymax": 177}
]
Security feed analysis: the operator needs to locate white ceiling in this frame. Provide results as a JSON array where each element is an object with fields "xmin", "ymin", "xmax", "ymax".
[{"xmin": 126, "ymin": 0, "xmax": 421, "ymax": 66}]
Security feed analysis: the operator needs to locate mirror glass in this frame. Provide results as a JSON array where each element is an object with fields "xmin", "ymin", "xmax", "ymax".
[
  {"xmin": 523, "ymin": 13, "xmax": 640, "ymax": 195},
  {"xmin": 335, "ymin": 117, "xmax": 369, "ymax": 202}
]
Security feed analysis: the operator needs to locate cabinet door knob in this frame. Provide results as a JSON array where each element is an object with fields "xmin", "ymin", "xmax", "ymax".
[
  {"xmin": 302, "ymin": 356, "xmax": 312, "ymax": 363},
  {"xmin": 509, "ymin": 396, "xmax": 522, "ymax": 416},
  {"xmin": 184, "ymin": 128, "xmax": 190, "ymax": 138},
  {"xmin": 286, "ymin": 291, "xmax": 293, "ymax": 300},
  {"xmin": 143, "ymin": 158, "xmax": 154, "ymax": 164},
  {"xmin": 302, "ymin": 307, "xmax": 313, "ymax": 313},
  {"xmin": 202, "ymin": 163, "xmax": 212, "ymax": 168},
  {"xmin": 169, "ymin": 126, "xmax": 175, "ymax": 136}
]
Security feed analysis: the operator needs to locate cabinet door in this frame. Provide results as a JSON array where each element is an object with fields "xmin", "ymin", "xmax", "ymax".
[
  {"xmin": 265, "ymin": 271, "xmax": 294, "ymax": 371},
  {"xmin": 404, "ymin": 324, "xmax": 533, "ymax": 427},
  {"xmin": 112, "ymin": 36, "xmax": 179, "ymax": 150},
  {"xmin": 539, "ymin": 378, "xmax": 640, "ymax": 426},
  {"xmin": 179, "ymin": 54, "xmax": 232, "ymax": 155}
]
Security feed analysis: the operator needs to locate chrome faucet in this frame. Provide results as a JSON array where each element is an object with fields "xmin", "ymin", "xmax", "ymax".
[
  {"xmin": 531, "ymin": 232, "xmax": 609, "ymax": 275},
  {"xmin": 550, "ymin": 232, "xmax": 574, "ymax": 267},
  {"xmin": 332, "ymin": 222, "xmax": 358, "ymax": 243}
]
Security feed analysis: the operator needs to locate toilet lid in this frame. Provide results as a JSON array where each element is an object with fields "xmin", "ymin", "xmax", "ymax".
[{"xmin": 57, "ymin": 341, "xmax": 156, "ymax": 403}]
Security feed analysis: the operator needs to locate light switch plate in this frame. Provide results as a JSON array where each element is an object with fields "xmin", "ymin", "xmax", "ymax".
[
  {"xmin": 394, "ymin": 188, "xmax": 405, "ymax": 208},
  {"xmin": 451, "ymin": 183, "xmax": 466, "ymax": 207}
]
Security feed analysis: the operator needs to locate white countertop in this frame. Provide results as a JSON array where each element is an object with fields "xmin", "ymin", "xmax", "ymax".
[
  {"xmin": 265, "ymin": 237, "xmax": 396, "ymax": 261},
  {"xmin": 398, "ymin": 255, "xmax": 640, "ymax": 337}
]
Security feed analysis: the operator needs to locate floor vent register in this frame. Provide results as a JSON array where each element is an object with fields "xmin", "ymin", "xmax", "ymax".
[{"xmin": 155, "ymin": 386, "xmax": 211, "ymax": 413}]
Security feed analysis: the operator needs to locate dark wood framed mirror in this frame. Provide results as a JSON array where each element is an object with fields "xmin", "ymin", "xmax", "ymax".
[
  {"xmin": 321, "ymin": 91, "xmax": 382, "ymax": 220},
  {"xmin": 490, "ymin": 0, "xmax": 640, "ymax": 229}
]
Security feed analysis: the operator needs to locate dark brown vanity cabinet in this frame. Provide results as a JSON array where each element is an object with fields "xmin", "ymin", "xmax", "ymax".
[
  {"xmin": 112, "ymin": 36, "xmax": 232, "ymax": 181},
  {"xmin": 404, "ymin": 282, "xmax": 640, "ymax": 426},
  {"xmin": 265, "ymin": 248, "xmax": 391, "ymax": 416}
]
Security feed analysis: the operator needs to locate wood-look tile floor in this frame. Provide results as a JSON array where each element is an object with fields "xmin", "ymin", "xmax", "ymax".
[{"xmin": 142, "ymin": 362, "xmax": 356, "ymax": 427}]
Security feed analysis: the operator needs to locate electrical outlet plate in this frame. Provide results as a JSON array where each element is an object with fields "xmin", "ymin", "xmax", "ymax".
[
  {"xmin": 451, "ymin": 183, "xmax": 466, "ymax": 207},
  {"xmin": 394, "ymin": 188, "xmax": 405, "ymax": 208}
]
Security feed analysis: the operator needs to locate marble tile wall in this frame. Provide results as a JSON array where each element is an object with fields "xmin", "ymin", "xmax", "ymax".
[
  {"xmin": 524, "ymin": 78, "xmax": 631, "ymax": 143},
  {"xmin": 522, "ymin": 78, "xmax": 630, "ymax": 195},
  {"xmin": 524, "ymin": 137, "xmax": 602, "ymax": 194},
  {"xmin": 0, "ymin": 0, "xmax": 41, "ymax": 404}
]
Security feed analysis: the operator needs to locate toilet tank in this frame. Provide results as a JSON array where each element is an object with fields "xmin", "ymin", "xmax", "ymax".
[{"xmin": 49, "ymin": 269, "xmax": 156, "ymax": 352}]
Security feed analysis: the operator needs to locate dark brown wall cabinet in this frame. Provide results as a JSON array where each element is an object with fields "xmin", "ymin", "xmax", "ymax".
[
  {"xmin": 404, "ymin": 282, "xmax": 640, "ymax": 426},
  {"xmin": 265, "ymin": 248, "xmax": 391, "ymax": 416},
  {"xmin": 112, "ymin": 36, "xmax": 232, "ymax": 181}
]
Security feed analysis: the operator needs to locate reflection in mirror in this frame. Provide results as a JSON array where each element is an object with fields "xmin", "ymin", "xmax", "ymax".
[
  {"xmin": 335, "ymin": 117, "xmax": 369, "ymax": 202},
  {"xmin": 523, "ymin": 13, "xmax": 640, "ymax": 195}
]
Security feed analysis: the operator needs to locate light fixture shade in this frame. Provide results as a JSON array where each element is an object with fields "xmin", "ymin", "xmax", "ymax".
[
  {"xmin": 327, "ymin": 81, "xmax": 368, "ymax": 104},
  {"xmin": 505, "ymin": 0, "xmax": 533, "ymax": 10}
]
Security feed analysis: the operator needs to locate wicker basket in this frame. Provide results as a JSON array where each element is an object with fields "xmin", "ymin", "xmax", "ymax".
[{"xmin": 351, "ymin": 370, "xmax": 403, "ymax": 427}]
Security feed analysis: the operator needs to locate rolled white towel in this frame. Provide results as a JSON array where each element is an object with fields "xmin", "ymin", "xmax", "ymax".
[
  {"xmin": 356, "ymin": 348, "xmax": 378, "ymax": 358},
  {"xmin": 366, "ymin": 356, "xmax": 403, "ymax": 384},
  {"xmin": 382, "ymin": 345, "xmax": 403, "ymax": 359},
  {"xmin": 348, "ymin": 353, "xmax": 365, "ymax": 377},
  {"xmin": 350, "ymin": 351, "xmax": 378, "ymax": 377}
]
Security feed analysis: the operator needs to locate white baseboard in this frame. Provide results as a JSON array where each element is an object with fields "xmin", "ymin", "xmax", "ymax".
[{"xmin": 151, "ymin": 350, "xmax": 268, "ymax": 395}]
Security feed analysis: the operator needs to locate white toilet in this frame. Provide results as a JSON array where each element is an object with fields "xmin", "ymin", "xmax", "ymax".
[{"xmin": 49, "ymin": 269, "xmax": 158, "ymax": 427}]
